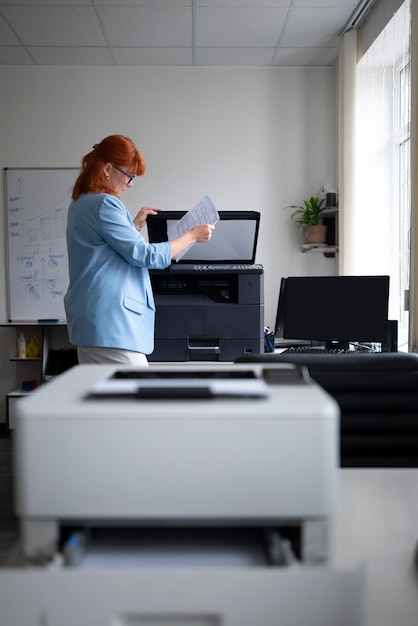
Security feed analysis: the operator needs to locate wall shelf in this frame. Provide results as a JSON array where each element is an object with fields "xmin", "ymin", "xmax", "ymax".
[
  {"xmin": 301, "ymin": 244, "xmax": 339, "ymax": 258},
  {"xmin": 300, "ymin": 206, "xmax": 339, "ymax": 257},
  {"xmin": 1, "ymin": 323, "xmax": 74, "ymax": 429}
]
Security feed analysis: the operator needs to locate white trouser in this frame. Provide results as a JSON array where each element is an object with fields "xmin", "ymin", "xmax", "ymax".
[{"xmin": 77, "ymin": 346, "xmax": 149, "ymax": 366}]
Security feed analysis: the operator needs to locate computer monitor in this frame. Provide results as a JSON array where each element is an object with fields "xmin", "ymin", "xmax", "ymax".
[{"xmin": 275, "ymin": 275, "xmax": 390, "ymax": 350}]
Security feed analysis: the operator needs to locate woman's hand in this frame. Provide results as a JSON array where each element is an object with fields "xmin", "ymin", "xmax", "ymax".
[
  {"xmin": 133, "ymin": 206, "xmax": 162, "ymax": 230},
  {"xmin": 190, "ymin": 224, "xmax": 215, "ymax": 242},
  {"xmin": 169, "ymin": 224, "xmax": 215, "ymax": 258}
]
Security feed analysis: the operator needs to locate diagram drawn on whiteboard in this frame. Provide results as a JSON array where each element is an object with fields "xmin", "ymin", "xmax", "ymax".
[{"xmin": 5, "ymin": 168, "xmax": 79, "ymax": 322}]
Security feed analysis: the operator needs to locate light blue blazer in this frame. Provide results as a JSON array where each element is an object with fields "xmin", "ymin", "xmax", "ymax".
[{"xmin": 64, "ymin": 193, "xmax": 171, "ymax": 354}]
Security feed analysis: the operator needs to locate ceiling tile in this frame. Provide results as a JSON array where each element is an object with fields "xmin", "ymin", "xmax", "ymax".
[
  {"xmin": 196, "ymin": 47, "xmax": 275, "ymax": 66},
  {"xmin": 281, "ymin": 7, "xmax": 356, "ymax": 47},
  {"xmin": 0, "ymin": 46, "xmax": 34, "ymax": 65},
  {"xmin": 0, "ymin": 0, "xmax": 368, "ymax": 67},
  {"xmin": 272, "ymin": 47, "xmax": 339, "ymax": 66},
  {"xmin": 0, "ymin": 13, "xmax": 20, "ymax": 45},
  {"xmin": 97, "ymin": 6, "xmax": 192, "ymax": 47},
  {"xmin": 292, "ymin": 0, "xmax": 357, "ymax": 7},
  {"xmin": 112, "ymin": 47, "xmax": 192, "ymax": 66},
  {"xmin": 95, "ymin": 0, "xmax": 191, "ymax": 4},
  {"xmin": 1, "ymin": 6, "xmax": 106, "ymax": 46},
  {"xmin": 2, "ymin": 0, "xmax": 92, "ymax": 4},
  {"xmin": 196, "ymin": 7, "xmax": 287, "ymax": 47},
  {"xmin": 196, "ymin": 0, "xmax": 290, "ymax": 6},
  {"xmin": 29, "ymin": 46, "xmax": 114, "ymax": 66}
]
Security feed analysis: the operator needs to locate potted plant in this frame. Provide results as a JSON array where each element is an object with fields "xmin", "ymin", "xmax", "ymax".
[{"xmin": 285, "ymin": 196, "xmax": 327, "ymax": 244}]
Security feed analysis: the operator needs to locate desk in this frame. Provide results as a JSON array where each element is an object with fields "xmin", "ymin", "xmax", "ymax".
[{"xmin": 334, "ymin": 469, "xmax": 418, "ymax": 626}]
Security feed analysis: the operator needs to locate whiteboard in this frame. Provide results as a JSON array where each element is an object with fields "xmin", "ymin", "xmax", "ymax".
[{"xmin": 5, "ymin": 168, "xmax": 79, "ymax": 322}]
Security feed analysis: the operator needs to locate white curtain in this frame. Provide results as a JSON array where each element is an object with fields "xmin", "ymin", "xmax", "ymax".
[
  {"xmin": 338, "ymin": 30, "xmax": 357, "ymax": 276},
  {"xmin": 409, "ymin": 0, "xmax": 418, "ymax": 348},
  {"xmin": 338, "ymin": 1, "xmax": 413, "ymax": 349}
]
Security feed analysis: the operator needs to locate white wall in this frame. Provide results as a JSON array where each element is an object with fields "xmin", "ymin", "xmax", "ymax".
[{"xmin": 0, "ymin": 65, "xmax": 336, "ymax": 422}]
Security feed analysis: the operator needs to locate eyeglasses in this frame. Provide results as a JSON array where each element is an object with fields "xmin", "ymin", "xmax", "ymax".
[{"xmin": 111, "ymin": 163, "xmax": 135, "ymax": 184}]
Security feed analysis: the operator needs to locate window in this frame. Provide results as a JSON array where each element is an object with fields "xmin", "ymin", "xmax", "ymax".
[
  {"xmin": 395, "ymin": 58, "xmax": 411, "ymax": 347},
  {"xmin": 352, "ymin": 1, "xmax": 411, "ymax": 349}
]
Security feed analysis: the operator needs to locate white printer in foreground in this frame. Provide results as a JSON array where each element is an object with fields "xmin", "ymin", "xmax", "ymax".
[{"xmin": 1, "ymin": 362, "xmax": 365, "ymax": 625}]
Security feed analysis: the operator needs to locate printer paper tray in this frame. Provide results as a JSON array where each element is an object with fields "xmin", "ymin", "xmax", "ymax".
[
  {"xmin": 72, "ymin": 527, "xmax": 271, "ymax": 569},
  {"xmin": 0, "ymin": 561, "xmax": 365, "ymax": 626}
]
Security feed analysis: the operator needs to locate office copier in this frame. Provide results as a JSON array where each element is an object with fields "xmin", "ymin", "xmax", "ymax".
[
  {"xmin": 0, "ymin": 362, "xmax": 365, "ymax": 625},
  {"xmin": 147, "ymin": 211, "xmax": 264, "ymax": 361}
]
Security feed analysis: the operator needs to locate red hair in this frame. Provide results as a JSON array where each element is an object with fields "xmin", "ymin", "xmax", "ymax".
[{"xmin": 72, "ymin": 135, "xmax": 146, "ymax": 200}]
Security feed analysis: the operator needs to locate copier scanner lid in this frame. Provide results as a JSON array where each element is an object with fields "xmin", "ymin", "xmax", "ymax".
[{"xmin": 147, "ymin": 210, "xmax": 260, "ymax": 265}]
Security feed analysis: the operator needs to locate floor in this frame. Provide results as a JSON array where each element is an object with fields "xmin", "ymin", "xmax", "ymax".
[
  {"xmin": 334, "ymin": 469, "xmax": 418, "ymax": 626},
  {"xmin": 0, "ymin": 431, "xmax": 19, "ymax": 565}
]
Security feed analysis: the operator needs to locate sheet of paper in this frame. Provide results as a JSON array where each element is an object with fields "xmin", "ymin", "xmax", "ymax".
[
  {"xmin": 88, "ymin": 377, "xmax": 269, "ymax": 399},
  {"xmin": 168, "ymin": 194, "xmax": 219, "ymax": 261}
]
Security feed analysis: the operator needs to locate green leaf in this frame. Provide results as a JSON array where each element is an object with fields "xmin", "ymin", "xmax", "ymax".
[{"xmin": 284, "ymin": 196, "xmax": 325, "ymax": 226}]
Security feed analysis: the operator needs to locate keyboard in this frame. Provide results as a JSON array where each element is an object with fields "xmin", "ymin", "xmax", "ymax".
[
  {"xmin": 193, "ymin": 264, "xmax": 263, "ymax": 271},
  {"xmin": 170, "ymin": 263, "xmax": 263, "ymax": 273},
  {"xmin": 282, "ymin": 346, "xmax": 349, "ymax": 354}
]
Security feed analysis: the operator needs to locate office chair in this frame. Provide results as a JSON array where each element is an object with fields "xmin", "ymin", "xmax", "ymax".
[{"xmin": 235, "ymin": 352, "xmax": 418, "ymax": 467}]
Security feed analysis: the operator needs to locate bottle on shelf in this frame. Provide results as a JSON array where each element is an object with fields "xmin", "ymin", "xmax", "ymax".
[{"xmin": 18, "ymin": 332, "xmax": 27, "ymax": 358}]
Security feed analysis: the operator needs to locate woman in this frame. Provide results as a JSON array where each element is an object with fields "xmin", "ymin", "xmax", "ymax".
[{"xmin": 64, "ymin": 135, "xmax": 214, "ymax": 365}]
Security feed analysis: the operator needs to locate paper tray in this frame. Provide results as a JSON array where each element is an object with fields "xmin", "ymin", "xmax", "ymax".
[{"xmin": 68, "ymin": 527, "xmax": 271, "ymax": 570}]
